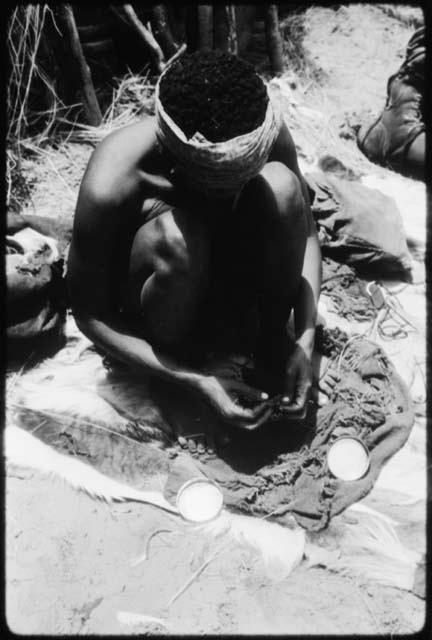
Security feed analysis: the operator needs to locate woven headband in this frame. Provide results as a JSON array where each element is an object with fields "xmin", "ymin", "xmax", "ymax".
[{"xmin": 155, "ymin": 71, "xmax": 282, "ymax": 198}]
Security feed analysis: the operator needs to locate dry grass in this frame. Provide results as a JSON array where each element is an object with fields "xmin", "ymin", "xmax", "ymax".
[
  {"xmin": 269, "ymin": 76, "xmax": 379, "ymax": 177},
  {"xmin": 275, "ymin": 4, "xmax": 419, "ymax": 177},
  {"xmin": 280, "ymin": 8, "xmax": 326, "ymax": 85},
  {"xmin": 277, "ymin": 6, "xmax": 365, "ymax": 171},
  {"xmin": 62, "ymin": 70, "xmax": 155, "ymax": 145},
  {"xmin": 7, "ymin": 5, "xmax": 75, "ymax": 212},
  {"xmin": 6, "ymin": 3, "xmax": 155, "ymax": 211},
  {"xmin": 7, "ymin": 3, "xmax": 421, "ymax": 216},
  {"xmin": 6, "ymin": 5, "xmax": 82, "ymax": 147},
  {"xmin": 375, "ymin": 4, "xmax": 424, "ymax": 29}
]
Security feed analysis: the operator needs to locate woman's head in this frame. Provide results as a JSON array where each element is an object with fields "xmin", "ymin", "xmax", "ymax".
[
  {"xmin": 159, "ymin": 51, "xmax": 269, "ymax": 142},
  {"xmin": 155, "ymin": 51, "xmax": 281, "ymax": 199}
]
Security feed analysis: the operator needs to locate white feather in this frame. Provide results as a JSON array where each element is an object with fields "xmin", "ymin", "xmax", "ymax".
[
  {"xmin": 347, "ymin": 502, "xmax": 399, "ymax": 526},
  {"xmin": 9, "ymin": 343, "xmax": 170, "ymax": 441},
  {"xmin": 317, "ymin": 510, "xmax": 421, "ymax": 591},
  {"xmin": 117, "ymin": 611, "xmax": 170, "ymax": 630},
  {"xmin": 5, "ymin": 425, "xmax": 178, "ymax": 515},
  {"xmin": 199, "ymin": 511, "xmax": 305, "ymax": 581}
]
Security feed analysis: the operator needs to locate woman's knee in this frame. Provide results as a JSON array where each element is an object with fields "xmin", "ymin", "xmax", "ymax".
[
  {"xmin": 139, "ymin": 212, "xmax": 210, "ymax": 347},
  {"xmin": 258, "ymin": 162, "xmax": 305, "ymax": 220},
  {"xmin": 154, "ymin": 209, "xmax": 209, "ymax": 283}
]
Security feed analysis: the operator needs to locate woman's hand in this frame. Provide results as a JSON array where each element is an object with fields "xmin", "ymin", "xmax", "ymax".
[
  {"xmin": 281, "ymin": 343, "xmax": 313, "ymax": 419},
  {"xmin": 196, "ymin": 375, "xmax": 272, "ymax": 430}
]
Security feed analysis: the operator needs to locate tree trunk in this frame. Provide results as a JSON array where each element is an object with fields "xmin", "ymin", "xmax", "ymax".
[
  {"xmin": 213, "ymin": 5, "xmax": 229, "ymax": 52},
  {"xmin": 171, "ymin": 5, "xmax": 187, "ymax": 44},
  {"xmin": 151, "ymin": 4, "xmax": 178, "ymax": 59},
  {"xmin": 185, "ymin": 6, "xmax": 199, "ymax": 52},
  {"xmin": 58, "ymin": 4, "xmax": 102, "ymax": 126},
  {"xmin": 77, "ymin": 21, "xmax": 115, "ymax": 42},
  {"xmin": 227, "ymin": 6, "xmax": 238, "ymax": 55},
  {"xmin": 235, "ymin": 5, "xmax": 257, "ymax": 55},
  {"xmin": 112, "ymin": 3, "xmax": 166, "ymax": 74},
  {"xmin": 38, "ymin": 31, "xmax": 60, "ymax": 107},
  {"xmin": 265, "ymin": 4, "xmax": 284, "ymax": 75},
  {"xmin": 197, "ymin": 5, "xmax": 213, "ymax": 51}
]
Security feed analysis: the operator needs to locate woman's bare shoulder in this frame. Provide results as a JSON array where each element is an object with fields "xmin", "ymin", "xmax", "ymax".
[
  {"xmin": 79, "ymin": 117, "xmax": 159, "ymax": 203},
  {"xmin": 93, "ymin": 116, "xmax": 158, "ymax": 162}
]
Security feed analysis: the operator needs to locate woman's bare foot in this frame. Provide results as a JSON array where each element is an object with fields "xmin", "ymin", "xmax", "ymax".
[
  {"xmin": 312, "ymin": 354, "xmax": 340, "ymax": 406},
  {"xmin": 175, "ymin": 429, "xmax": 231, "ymax": 458}
]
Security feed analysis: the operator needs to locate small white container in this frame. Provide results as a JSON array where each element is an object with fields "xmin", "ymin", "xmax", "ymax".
[
  {"xmin": 327, "ymin": 436, "xmax": 370, "ymax": 481},
  {"xmin": 176, "ymin": 478, "xmax": 224, "ymax": 523}
]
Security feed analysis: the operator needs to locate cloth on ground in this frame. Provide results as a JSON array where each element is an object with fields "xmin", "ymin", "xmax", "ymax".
[
  {"xmin": 6, "ymin": 215, "xmax": 71, "ymax": 367},
  {"xmin": 320, "ymin": 256, "xmax": 376, "ymax": 322},
  {"xmin": 304, "ymin": 170, "xmax": 412, "ymax": 280},
  {"xmin": 10, "ymin": 321, "xmax": 414, "ymax": 532},
  {"xmin": 163, "ymin": 334, "xmax": 414, "ymax": 531}
]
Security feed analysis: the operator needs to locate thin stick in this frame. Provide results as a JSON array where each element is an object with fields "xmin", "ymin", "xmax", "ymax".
[
  {"xmin": 113, "ymin": 4, "xmax": 165, "ymax": 74},
  {"xmin": 265, "ymin": 5, "xmax": 284, "ymax": 75},
  {"xmin": 164, "ymin": 42, "xmax": 186, "ymax": 69},
  {"xmin": 58, "ymin": 4, "xmax": 102, "ymax": 126},
  {"xmin": 151, "ymin": 4, "xmax": 179, "ymax": 59},
  {"xmin": 131, "ymin": 528, "xmax": 175, "ymax": 566},
  {"xmin": 167, "ymin": 543, "xmax": 227, "ymax": 607}
]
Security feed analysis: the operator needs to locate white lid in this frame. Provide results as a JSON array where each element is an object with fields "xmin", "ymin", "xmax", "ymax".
[
  {"xmin": 327, "ymin": 437, "xmax": 370, "ymax": 481},
  {"xmin": 176, "ymin": 478, "xmax": 224, "ymax": 523}
]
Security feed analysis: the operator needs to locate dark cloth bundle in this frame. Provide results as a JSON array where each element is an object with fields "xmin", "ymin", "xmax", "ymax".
[
  {"xmin": 304, "ymin": 171, "xmax": 412, "ymax": 280},
  {"xmin": 355, "ymin": 27, "xmax": 425, "ymax": 179},
  {"xmin": 6, "ymin": 213, "xmax": 72, "ymax": 368}
]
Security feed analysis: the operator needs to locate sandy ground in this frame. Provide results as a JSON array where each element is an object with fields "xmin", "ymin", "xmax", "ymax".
[
  {"xmin": 6, "ymin": 469, "xmax": 425, "ymax": 635},
  {"xmin": 6, "ymin": 4, "xmax": 426, "ymax": 636}
]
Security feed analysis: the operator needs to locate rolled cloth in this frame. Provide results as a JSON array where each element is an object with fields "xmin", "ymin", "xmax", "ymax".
[{"xmin": 155, "ymin": 72, "xmax": 282, "ymax": 198}]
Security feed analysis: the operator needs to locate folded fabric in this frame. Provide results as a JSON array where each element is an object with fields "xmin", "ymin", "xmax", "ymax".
[{"xmin": 305, "ymin": 170, "xmax": 412, "ymax": 279}]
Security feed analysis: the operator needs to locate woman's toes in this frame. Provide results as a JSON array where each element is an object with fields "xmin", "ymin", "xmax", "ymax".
[
  {"xmin": 197, "ymin": 437, "xmax": 206, "ymax": 455},
  {"xmin": 188, "ymin": 438, "xmax": 197, "ymax": 454},
  {"xmin": 318, "ymin": 392, "xmax": 329, "ymax": 406},
  {"xmin": 177, "ymin": 435, "xmax": 188, "ymax": 449}
]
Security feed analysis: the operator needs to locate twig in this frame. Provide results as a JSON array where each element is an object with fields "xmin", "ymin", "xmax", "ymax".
[
  {"xmin": 58, "ymin": 4, "xmax": 102, "ymax": 126},
  {"xmin": 30, "ymin": 420, "xmax": 47, "ymax": 435},
  {"xmin": 164, "ymin": 42, "xmax": 187, "ymax": 70},
  {"xmin": 167, "ymin": 543, "xmax": 227, "ymax": 607},
  {"xmin": 130, "ymin": 528, "xmax": 175, "ymax": 566},
  {"xmin": 112, "ymin": 4, "xmax": 165, "ymax": 74}
]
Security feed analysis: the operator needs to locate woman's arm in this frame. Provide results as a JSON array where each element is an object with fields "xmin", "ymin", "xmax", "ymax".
[{"xmin": 268, "ymin": 122, "xmax": 322, "ymax": 411}]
